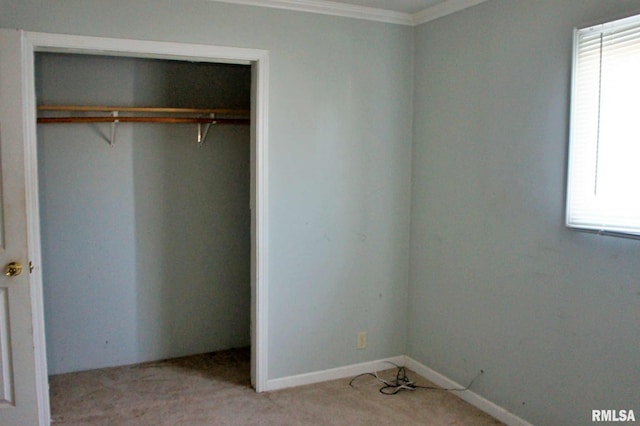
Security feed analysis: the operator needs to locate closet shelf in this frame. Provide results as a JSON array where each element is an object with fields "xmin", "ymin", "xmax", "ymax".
[
  {"xmin": 37, "ymin": 116, "xmax": 249, "ymax": 125},
  {"xmin": 37, "ymin": 105, "xmax": 250, "ymax": 146}
]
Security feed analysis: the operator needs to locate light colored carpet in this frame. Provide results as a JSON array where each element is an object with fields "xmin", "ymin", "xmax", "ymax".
[{"xmin": 49, "ymin": 348, "xmax": 502, "ymax": 425}]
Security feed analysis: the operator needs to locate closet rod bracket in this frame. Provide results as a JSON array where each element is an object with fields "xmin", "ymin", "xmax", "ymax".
[
  {"xmin": 110, "ymin": 111, "xmax": 119, "ymax": 147},
  {"xmin": 197, "ymin": 113, "xmax": 216, "ymax": 146}
]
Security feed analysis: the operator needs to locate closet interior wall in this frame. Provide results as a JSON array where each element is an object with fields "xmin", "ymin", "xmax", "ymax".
[{"xmin": 36, "ymin": 53, "xmax": 251, "ymax": 375}]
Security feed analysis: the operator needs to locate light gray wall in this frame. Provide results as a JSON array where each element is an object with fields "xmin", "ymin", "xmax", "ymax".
[
  {"xmin": 3, "ymin": 0, "xmax": 414, "ymax": 379},
  {"xmin": 37, "ymin": 55, "xmax": 139, "ymax": 374},
  {"xmin": 409, "ymin": 1, "xmax": 640, "ymax": 424},
  {"xmin": 37, "ymin": 53, "xmax": 252, "ymax": 374}
]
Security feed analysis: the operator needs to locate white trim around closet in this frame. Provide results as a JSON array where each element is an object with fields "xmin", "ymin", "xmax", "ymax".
[{"xmin": 20, "ymin": 30, "xmax": 270, "ymax": 424}]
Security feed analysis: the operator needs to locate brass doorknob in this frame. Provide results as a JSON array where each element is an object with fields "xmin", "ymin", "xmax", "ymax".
[{"xmin": 5, "ymin": 262, "xmax": 22, "ymax": 277}]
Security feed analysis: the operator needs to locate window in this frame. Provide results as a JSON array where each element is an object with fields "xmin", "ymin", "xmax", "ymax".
[{"xmin": 566, "ymin": 12, "xmax": 640, "ymax": 238}]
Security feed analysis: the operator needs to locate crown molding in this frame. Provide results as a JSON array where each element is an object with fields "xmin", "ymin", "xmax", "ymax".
[
  {"xmin": 412, "ymin": 0, "xmax": 489, "ymax": 25},
  {"xmin": 211, "ymin": 0, "xmax": 413, "ymax": 25},
  {"xmin": 210, "ymin": 0, "xmax": 490, "ymax": 26}
]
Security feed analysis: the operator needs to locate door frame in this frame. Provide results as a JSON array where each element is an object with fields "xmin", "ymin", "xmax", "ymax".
[{"xmin": 19, "ymin": 30, "xmax": 270, "ymax": 424}]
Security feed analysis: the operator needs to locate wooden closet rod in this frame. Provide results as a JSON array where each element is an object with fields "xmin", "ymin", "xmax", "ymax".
[{"xmin": 37, "ymin": 105, "xmax": 250, "ymax": 145}]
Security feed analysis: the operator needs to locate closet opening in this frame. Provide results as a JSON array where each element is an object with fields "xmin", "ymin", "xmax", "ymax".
[{"xmin": 34, "ymin": 51, "xmax": 255, "ymax": 419}]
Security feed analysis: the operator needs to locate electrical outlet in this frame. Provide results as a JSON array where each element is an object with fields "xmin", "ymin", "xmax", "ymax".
[{"xmin": 357, "ymin": 332, "xmax": 367, "ymax": 349}]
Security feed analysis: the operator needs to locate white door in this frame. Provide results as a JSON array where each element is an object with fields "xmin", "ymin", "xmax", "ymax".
[{"xmin": 0, "ymin": 29, "xmax": 44, "ymax": 425}]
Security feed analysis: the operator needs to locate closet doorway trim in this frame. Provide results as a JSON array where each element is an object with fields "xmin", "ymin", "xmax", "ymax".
[{"xmin": 21, "ymin": 30, "xmax": 270, "ymax": 423}]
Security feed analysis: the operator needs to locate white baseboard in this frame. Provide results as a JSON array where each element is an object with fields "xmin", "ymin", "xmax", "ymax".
[
  {"xmin": 403, "ymin": 356, "xmax": 534, "ymax": 426},
  {"xmin": 266, "ymin": 355, "xmax": 405, "ymax": 391},
  {"xmin": 265, "ymin": 354, "xmax": 532, "ymax": 426}
]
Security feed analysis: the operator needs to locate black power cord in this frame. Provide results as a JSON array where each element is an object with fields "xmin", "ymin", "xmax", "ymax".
[{"xmin": 349, "ymin": 362, "xmax": 484, "ymax": 395}]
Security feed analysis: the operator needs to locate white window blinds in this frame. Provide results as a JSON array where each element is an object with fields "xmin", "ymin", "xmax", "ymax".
[{"xmin": 566, "ymin": 13, "xmax": 640, "ymax": 238}]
